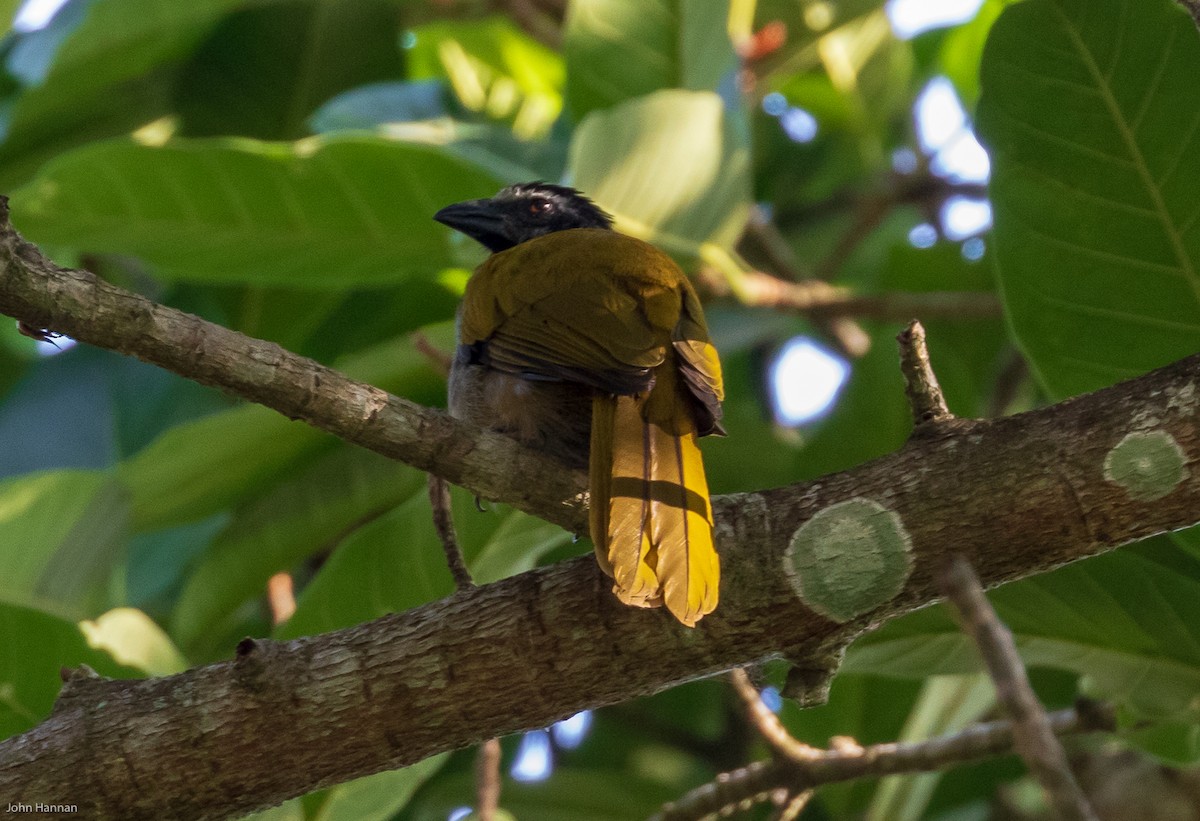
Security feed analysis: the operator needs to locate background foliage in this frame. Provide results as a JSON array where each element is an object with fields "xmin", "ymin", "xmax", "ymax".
[{"xmin": 0, "ymin": 0, "xmax": 1197, "ymax": 818}]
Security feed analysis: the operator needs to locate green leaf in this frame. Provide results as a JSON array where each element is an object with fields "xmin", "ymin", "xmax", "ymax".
[
  {"xmin": 845, "ymin": 541, "xmax": 1200, "ymax": 726},
  {"xmin": 0, "ymin": 0, "xmax": 246, "ymax": 188},
  {"xmin": 976, "ymin": 0, "xmax": 1200, "ymax": 398},
  {"xmin": 310, "ymin": 81, "xmax": 568, "ymax": 184},
  {"xmin": 275, "ymin": 491, "xmax": 454, "ymax": 640},
  {"xmin": 10, "ymin": 135, "xmax": 503, "ymax": 286},
  {"xmin": 313, "ymin": 754, "xmax": 449, "ymax": 821},
  {"xmin": 174, "ymin": 1, "xmax": 405, "ymax": 139},
  {"xmin": 866, "ymin": 675, "xmax": 994, "ymax": 821},
  {"xmin": 408, "ymin": 16, "xmax": 565, "ymax": 139},
  {"xmin": 0, "ymin": 601, "xmax": 140, "ymax": 740},
  {"xmin": 78, "ymin": 607, "xmax": 188, "ymax": 676},
  {"xmin": 569, "ymin": 89, "xmax": 751, "ymax": 254},
  {"xmin": 466, "ymin": 502, "xmax": 572, "ymax": 584},
  {"xmin": 117, "ymin": 403, "xmax": 330, "ymax": 532},
  {"xmin": 117, "ymin": 327, "xmax": 452, "ymax": 532},
  {"xmin": 172, "ymin": 448, "xmax": 427, "ymax": 655},
  {"xmin": 0, "ymin": 470, "xmax": 128, "ymax": 617},
  {"xmin": 277, "ymin": 483, "xmax": 571, "ymax": 640},
  {"xmin": 563, "ymin": 0, "xmax": 736, "ymax": 120},
  {"xmin": 310, "ymin": 79, "xmax": 452, "ymax": 131}
]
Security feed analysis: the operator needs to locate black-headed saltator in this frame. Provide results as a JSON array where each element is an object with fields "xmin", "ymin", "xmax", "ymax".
[{"xmin": 434, "ymin": 182, "xmax": 724, "ymax": 626}]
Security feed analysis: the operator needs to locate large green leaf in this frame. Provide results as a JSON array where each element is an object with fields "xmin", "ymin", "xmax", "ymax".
[
  {"xmin": 866, "ymin": 675, "xmax": 994, "ymax": 821},
  {"xmin": 0, "ymin": 470, "xmax": 128, "ymax": 617},
  {"xmin": 563, "ymin": 0, "xmax": 736, "ymax": 120},
  {"xmin": 117, "ymin": 402, "xmax": 330, "ymax": 532},
  {"xmin": 174, "ymin": 1, "xmax": 404, "ymax": 139},
  {"xmin": 171, "ymin": 448, "xmax": 427, "ymax": 655},
  {"xmin": 977, "ymin": 0, "xmax": 1200, "ymax": 399},
  {"xmin": 0, "ymin": 601, "xmax": 140, "ymax": 740},
  {"xmin": 569, "ymin": 89, "xmax": 751, "ymax": 255},
  {"xmin": 117, "ymin": 327, "xmax": 452, "ymax": 532},
  {"xmin": 845, "ymin": 540, "xmax": 1200, "ymax": 734},
  {"xmin": 407, "ymin": 16, "xmax": 564, "ymax": 139},
  {"xmin": 278, "ymin": 484, "xmax": 572, "ymax": 640},
  {"xmin": 466, "ymin": 503, "xmax": 573, "ymax": 585},
  {"xmin": 275, "ymin": 491, "xmax": 454, "ymax": 640},
  {"xmin": 312, "ymin": 755, "xmax": 449, "ymax": 821},
  {"xmin": 310, "ymin": 80, "xmax": 568, "ymax": 184},
  {"xmin": 0, "ymin": 0, "xmax": 250, "ymax": 188},
  {"xmin": 9, "ymin": 136, "xmax": 503, "ymax": 286}
]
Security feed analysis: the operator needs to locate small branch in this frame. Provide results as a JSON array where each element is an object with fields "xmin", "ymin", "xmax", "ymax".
[
  {"xmin": 897, "ymin": 320, "xmax": 953, "ymax": 426},
  {"xmin": 0, "ymin": 199, "xmax": 589, "ymax": 536},
  {"xmin": 774, "ymin": 790, "xmax": 813, "ymax": 821},
  {"xmin": 940, "ymin": 555, "xmax": 1099, "ymax": 821},
  {"xmin": 412, "ymin": 331, "xmax": 453, "ymax": 377},
  {"xmin": 652, "ymin": 703, "xmax": 1114, "ymax": 821},
  {"xmin": 813, "ymin": 193, "xmax": 892, "ymax": 281},
  {"xmin": 476, "ymin": 738, "xmax": 502, "ymax": 821},
  {"xmin": 730, "ymin": 668, "xmax": 819, "ymax": 763},
  {"xmin": 987, "ymin": 348, "xmax": 1031, "ymax": 418},
  {"xmin": 737, "ymin": 208, "xmax": 872, "ymax": 359},
  {"xmin": 429, "ymin": 474, "xmax": 475, "ymax": 592},
  {"xmin": 702, "ymin": 267, "xmax": 1001, "ymax": 320}
]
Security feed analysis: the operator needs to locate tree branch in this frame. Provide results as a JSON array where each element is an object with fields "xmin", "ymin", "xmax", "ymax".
[
  {"xmin": 652, "ymin": 702, "xmax": 1116, "ymax": 821},
  {"xmin": 0, "ymin": 198, "xmax": 588, "ymax": 535},
  {"xmin": 1, "ymin": 206, "xmax": 1198, "ymax": 818},
  {"xmin": 897, "ymin": 320, "xmax": 953, "ymax": 427},
  {"xmin": 940, "ymin": 555, "xmax": 1098, "ymax": 821}
]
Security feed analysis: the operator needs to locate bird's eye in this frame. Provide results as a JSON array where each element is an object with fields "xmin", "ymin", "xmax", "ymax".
[{"xmin": 528, "ymin": 198, "xmax": 553, "ymax": 216}]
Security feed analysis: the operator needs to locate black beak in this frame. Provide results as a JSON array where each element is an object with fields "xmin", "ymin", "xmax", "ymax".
[{"xmin": 433, "ymin": 198, "xmax": 511, "ymax": 253}]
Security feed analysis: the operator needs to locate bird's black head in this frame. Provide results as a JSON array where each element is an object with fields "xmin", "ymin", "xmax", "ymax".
[{"xmin": 433, "ymin": 182, "xmax": 614, "ymax": 253}]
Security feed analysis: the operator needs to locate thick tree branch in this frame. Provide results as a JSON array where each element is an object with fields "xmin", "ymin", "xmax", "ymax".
[{"xmin": 2, "ymin": 207, "xmax": 1200, "ymax": 818}]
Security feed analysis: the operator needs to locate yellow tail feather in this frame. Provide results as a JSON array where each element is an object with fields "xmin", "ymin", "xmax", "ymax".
[{"xmin": 589, "ymin": 394, "xmax": 720, "ymax": 626}]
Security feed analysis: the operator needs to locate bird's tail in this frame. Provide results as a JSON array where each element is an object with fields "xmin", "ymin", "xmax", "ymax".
[{"xmin": 589, "ymin": 391, "xmax": 719, "ymax": 627}]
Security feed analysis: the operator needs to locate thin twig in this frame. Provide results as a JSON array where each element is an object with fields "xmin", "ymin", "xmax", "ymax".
[
  {"xmin": 429, "ymin": 474, "xmax": 475, "ymax": 591},
  {"xmin": 939, "ymin": 555, "xmax": 1099, "ymax": 821},
  {"xmin": 412, "ymin": 331, "xmax": 453, "ymax": 377},
  {"xmin": 774, "ymin": 790, "xmax": 814, "ymax": 821},
  {"xmin": 987, "ymin": 349, "xmax": 1031, "ymax": 418},
  {"xmin": 897, "ymin": 320, "xmax": 953, "ymax": 426},
  {"xmin": 737, "ymin": 208, "xmax": 872, "ymax": 358},
  {"xmin": 651, "ymin": 703, "xmax": 1114, "ymax": 821},
  {"xmin": 702, "ymin": 266, "xmax": 1001, "ymax": 320},
  {"xmin": 813, "ymin": 193, "xmax": 892, "ymax": 281},
  {"xmin": 730, "ymin": 668, "xmax": 820, "ymax": 762},
  {"xmin": 476, "ymin": 737, "xmax": 503, "ymax": 821}
]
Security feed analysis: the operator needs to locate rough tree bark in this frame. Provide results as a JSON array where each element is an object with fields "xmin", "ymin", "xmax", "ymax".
[{"xmin": 0, "ymin": 201, "xmax": 1198, "ymax": 819}]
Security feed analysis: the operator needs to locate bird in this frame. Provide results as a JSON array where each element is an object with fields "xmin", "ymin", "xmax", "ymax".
[{"xmin": 434, "ymin": 182, "xmax": 724, "ymax": 626}]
